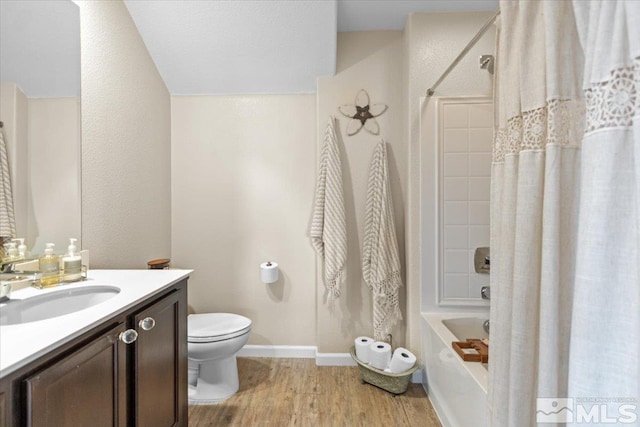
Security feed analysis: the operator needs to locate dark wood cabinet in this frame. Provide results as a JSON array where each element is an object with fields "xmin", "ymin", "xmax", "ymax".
[
  {"xmin": 0, "ymin": 390, "xmax": 7, "ymax": 427},
  {"xmin": 0, "ymin": 279, "xmax": 187, "ymax": 427},
  {"xmin": 25, "ymin": 323, "xmax": 127, "ymax": 427},
  {"xmin": 132, "ymin": 290, "xmax": 187, "ymax": 427}
]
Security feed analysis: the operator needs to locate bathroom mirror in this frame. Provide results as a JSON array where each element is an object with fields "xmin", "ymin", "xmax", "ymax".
[{"xmin": 0, "ymin": 0, "xmax": 81, "ymax": 255}]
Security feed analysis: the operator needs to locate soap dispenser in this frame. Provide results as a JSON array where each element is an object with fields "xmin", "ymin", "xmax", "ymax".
[
  {"xmin": 6, "ymin": 242, "xmax": 18, "ymax": 260},
  {"xmin": 62, "ymin": 238, "xmax": 82, "ymax": 282},
  {"xmin": 39, "ymin": 243, "xmax": 60, "ymax": 288},
  {"xmin": 14, "ymin": 238, "xmax": 27, "ymax": 259}
]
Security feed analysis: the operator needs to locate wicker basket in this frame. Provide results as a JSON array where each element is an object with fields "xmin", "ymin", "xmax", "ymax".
[{"xmin": 350, "ymin": 347, "xmax": 418, "ymax": 394}]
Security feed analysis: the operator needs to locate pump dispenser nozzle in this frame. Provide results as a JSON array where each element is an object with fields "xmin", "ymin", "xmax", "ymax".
[{"xmin": 67, "ymin": 238, "xmax": 78, "ymax": 255}]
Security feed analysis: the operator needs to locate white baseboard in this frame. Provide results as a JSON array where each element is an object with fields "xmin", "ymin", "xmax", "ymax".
[
  {"xmin": 238, "ymin": 346, "xmax": 422, "ymax": 384},
  {"xmin": 238, "ymin": 345, "xmax": 316, "ymax": 358},
  {"xmin": 315, "ymin": 352, "xmax": 357, "ymax": 366}
]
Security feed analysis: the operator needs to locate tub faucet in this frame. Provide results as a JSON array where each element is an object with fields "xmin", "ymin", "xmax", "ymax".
[{"xmin": 481, "ymin": 286, "xmax": 490, "ymax": 300}]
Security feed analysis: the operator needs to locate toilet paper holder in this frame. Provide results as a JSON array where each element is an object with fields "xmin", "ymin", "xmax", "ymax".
[{"xmin": 260, "ymin": 261, "xmax": 279, "ymax": 284}]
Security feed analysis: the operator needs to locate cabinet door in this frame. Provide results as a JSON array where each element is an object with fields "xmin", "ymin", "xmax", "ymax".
[
  {"xmin": 0, "ymin": 389, "xmax": 6, "ymax": 427},
  {"xmin": 25, "ymin": 323, "xmax": 127, "ymax": 427},
  {"xmin": 133, "ymin": 287, "xmax": 187, "ymax": 427}
]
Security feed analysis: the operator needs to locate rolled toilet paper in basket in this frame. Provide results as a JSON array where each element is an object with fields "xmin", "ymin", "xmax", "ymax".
[
  {"xmin": 368, "ymin": 341, "xmax": 392, "ymax": 370},
  {"xmin": 354, "ymin": 336, "xmax": 374, "ymax": 363},
  {"xmin": 389, "ymin": 347, "xmax": 417, "ymax": 373}
]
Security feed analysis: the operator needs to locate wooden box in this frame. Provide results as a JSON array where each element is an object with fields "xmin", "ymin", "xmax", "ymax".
[{"xmin": 452, "ymin": 339, "xmax": 489, "ymax": 363}]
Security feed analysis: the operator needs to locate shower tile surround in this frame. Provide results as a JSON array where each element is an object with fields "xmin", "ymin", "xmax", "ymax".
[{"xmin": 439, "ymin": 97, "xmax": 492, "ymax": 305}]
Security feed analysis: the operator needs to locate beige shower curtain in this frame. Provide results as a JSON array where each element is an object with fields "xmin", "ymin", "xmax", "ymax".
[{"xmin": 489, "ymin": 1, "xmax": 639, "ymax": 425}]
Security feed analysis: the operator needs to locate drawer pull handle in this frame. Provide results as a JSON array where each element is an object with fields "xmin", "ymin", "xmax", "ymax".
[
  {"xmin": 139, "ymin": 317, "xmax": 156, "ymax": 331},
  {"xmin": 119, "ymin": 329, "xmax": 138, "ymax": 344}
]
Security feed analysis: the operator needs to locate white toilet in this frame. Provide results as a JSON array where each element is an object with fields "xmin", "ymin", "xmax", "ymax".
[{"xmin": 187, "ymin": 313, "xmax": 252, "ymax": 404}]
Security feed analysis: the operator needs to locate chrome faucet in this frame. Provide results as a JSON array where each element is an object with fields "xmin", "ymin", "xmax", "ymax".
[
  {"xmin": 0, "ymin": 260, "xmax": 39, "ymax": 301},
  {"xmin": 481, "ymin": 285, "xmax": 490, "ymax": 300},
  {"xmin": 0, "ymin": 261, "xmax": 17, "ymax": 274}
]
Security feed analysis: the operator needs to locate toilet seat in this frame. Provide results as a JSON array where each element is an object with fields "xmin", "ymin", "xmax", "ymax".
[{"xmin": 188, "ymin": 313, "xmax": 252, "ymax": 343}]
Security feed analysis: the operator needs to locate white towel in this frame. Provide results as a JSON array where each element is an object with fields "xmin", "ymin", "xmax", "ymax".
[
  {"xmin": 310, "ymin": 116, "xmax": 346, "ymax": 302},
  {"xmin": 362, "ymin": 140, "xmax": 402, "ymax": 341},
  {"xmin": 0, "ymin": 128, "xmax": 16, "ymax": 245}
]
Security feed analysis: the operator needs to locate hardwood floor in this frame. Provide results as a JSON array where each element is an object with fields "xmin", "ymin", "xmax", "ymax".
[{"xmin": 188, "ymin": 357, "xmax": 442, "ymax": 426}]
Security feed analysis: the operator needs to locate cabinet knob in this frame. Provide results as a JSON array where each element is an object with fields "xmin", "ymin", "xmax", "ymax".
[
  {"xmin": 139, "ymin": 317, "xmax": 156, "ymax": 331},
  {"xmin": 119, "ymin": 329, "xmax": 138, "ymax": 344}
]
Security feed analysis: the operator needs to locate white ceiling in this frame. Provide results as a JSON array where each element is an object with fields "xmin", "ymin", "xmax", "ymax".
[
  {"xmin": 124, "ymin": 0, "xmax": 497, "ymax": 95},
  {"xmin": 0, "ymin": 0, "xmax": 498, "ymax": 98},
  {"xmin": 0, "ymin": 0, "xmax": 80, "ymax": 98},
  {"xmin": 124, "ymin": 0, "xmax": 337, "ymax": 95},
  {"xmin": 338, "ymin": 0, "xmax": 498, "ymax": 32}
]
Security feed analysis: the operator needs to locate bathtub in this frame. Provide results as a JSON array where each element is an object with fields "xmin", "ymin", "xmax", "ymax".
[{"xmin": 421, "ymin": 313, "xmax": 489, "ymax": 427}]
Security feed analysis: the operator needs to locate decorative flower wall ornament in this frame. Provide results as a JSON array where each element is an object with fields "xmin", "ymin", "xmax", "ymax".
[{"xmin": 338, "ymin": 89, "xmax": 388, "ymax": 136}]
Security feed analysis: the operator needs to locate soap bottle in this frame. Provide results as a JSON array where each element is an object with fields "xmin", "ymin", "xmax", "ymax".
[
  {"xmin": 6, "ymin": 242, "xmax": 18, "ymax": 260},
  {"xmin": 62, "ymin": 238, "xmax": 82, "ymax": 282},
  {"xmin": 2, "ymin": 243, "xmax": 9, "ymax": 261},
  {"xmin": 39, "ymin": 243, "xmax": 60, "ymax": 288},
  {"xmin": 14, "ymin": 238, "xmax": 27, "ymax": 259}
]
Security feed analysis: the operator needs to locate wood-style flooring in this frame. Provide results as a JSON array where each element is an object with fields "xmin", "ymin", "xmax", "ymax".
[{"xmin": 188, "ymin": 357, "xmax": 442, "ymax": 426}]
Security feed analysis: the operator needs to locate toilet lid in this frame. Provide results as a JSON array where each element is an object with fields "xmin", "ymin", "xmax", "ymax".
[{"xmin": 188, "ymin": 313, "xmax": 252, "ymax": 343}]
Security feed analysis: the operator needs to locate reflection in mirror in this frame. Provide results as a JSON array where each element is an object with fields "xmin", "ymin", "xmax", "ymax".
[{"xmin": 0, "ymin": 0, "xmax": 81, "ymax": 256}]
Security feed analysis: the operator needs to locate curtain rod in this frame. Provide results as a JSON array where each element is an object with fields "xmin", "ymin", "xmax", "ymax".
[{"xmin": 426, "ymin": 9, "xmax": 500, "ymax": 97}]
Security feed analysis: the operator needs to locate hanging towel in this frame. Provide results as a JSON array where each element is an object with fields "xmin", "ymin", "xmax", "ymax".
[
  {"xmin": 310, "ymin": 116, "xmax": 347, "ymax": 302},
  {"xmin": 362, "ymin": 140, "xmax": 402, "ymax": 342},
  {"xmin": 0, "ymin": 128, "xmax": 16, "ymax": 244}
]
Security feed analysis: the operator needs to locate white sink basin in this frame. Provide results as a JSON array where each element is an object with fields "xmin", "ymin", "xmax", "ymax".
[{"xmin": 0, "ymin": 285, "xmax": 120, "ymax": 326}]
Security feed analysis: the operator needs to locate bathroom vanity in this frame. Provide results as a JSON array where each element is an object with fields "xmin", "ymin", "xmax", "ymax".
[{"xmin": 0, "ymin": 269, "xmax": 191, "ymax": 427}]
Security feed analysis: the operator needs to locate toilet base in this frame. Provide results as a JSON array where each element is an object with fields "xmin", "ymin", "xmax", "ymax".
[{"xmin": 188, "ymin": 355, "xmax": 240, "ymax": 405}]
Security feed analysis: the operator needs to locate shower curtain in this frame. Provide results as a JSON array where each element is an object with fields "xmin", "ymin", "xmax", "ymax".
[{"xmin": 489, "ymin": 1, "xmax": 639, "ymax": 426}]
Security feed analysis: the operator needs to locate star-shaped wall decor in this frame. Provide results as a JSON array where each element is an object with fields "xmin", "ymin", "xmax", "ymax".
[{"xmin": 338, "ymin": 89, "xmax": 388, "ymax": 136}]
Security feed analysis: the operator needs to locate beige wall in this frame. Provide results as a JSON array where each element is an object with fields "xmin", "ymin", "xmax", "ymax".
[
  {"xmin": 78, "ymin": 0, "xmax": 171, "ymax": 268},
  {"xmin": 70, "ymin": 6, "xmax": 494, "ymax": 355},
  {"xmin": 27, "ymin": 98, "xmax": 81, "ymax": 254},
  {"xmin": 0, "ymin": 83, "xmax": 28, "ymax": 239},
  {"xmin": 404, "ymin": 11, "xmax": 495, "ymax": 340},
  {"xmin": 171, "ymin": 95, "xmax": 317, "ymax": 346},
  {"xmin": 316, "ymin": 31, "xmax": 405, "ymax": 353}
]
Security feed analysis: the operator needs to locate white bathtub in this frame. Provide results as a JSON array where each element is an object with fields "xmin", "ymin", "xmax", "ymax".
[{"xmin": 421, "ymin": 313, "xmax": 489, "ymax": 427}]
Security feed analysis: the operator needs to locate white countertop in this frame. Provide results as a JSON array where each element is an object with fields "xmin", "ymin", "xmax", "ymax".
[{"xmin": 0, "ymin": 269, "xmax": 192, "ymax": 378}]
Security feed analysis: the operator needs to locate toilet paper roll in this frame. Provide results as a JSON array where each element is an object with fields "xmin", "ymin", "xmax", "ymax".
[
  {"xmin": 368, "ymin": 341, "xmax": 392, "ymax": 370},
  {"xmin": 260, "ymin": 261, "xmax": 279, "ymax": 283},
  {"xmin": 354, "ymin": 336, "xmax": 374, "ymax": 363},
  {"xmin": 389, "ymin": 347, "xmax": 417, "ymax": 373}
]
